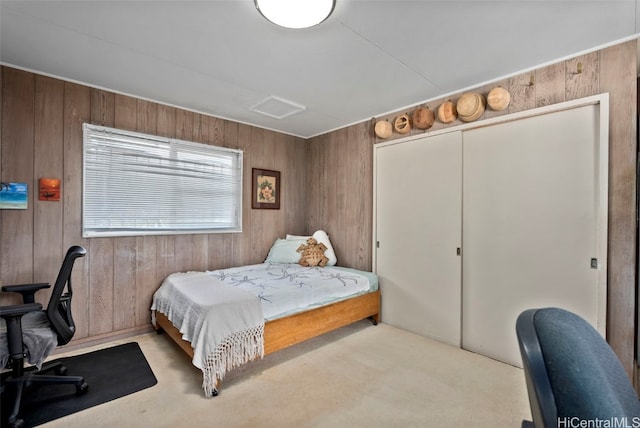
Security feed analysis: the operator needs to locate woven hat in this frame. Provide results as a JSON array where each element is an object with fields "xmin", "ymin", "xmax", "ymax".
[
  {"xmin": 393, "ymin": 114, "xmax": 412, "ymax": 134},
  {"xmin": 437, "ymin": 100, "xmax": 457, "ymax": 124},
  {"xmin": 412, "ymin": 107, "xmax": 435, "ymax": 130},
  {"xmin": 487, "ymin": 87, "xmax": 511, "ymax": 111},
  {"xmin": 374, "ymin": 120, "xmax": 393, "ymax": 139},
  {"xmin": 457, "ymin": 92, "xmax": 485, "ymax": 122}
]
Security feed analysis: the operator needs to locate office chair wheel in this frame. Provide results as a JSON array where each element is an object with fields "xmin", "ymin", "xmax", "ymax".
[
  {"xmin": 76, "ymin": 382, "xmax": 89, "ymax": 395},
  {"xmin": 7, "ymin": 417, "xmax": 24, "ymax": 428}
]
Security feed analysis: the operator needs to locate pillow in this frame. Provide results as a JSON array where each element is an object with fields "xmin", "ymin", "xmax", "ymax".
[
  {"xmin": 312, "ymin": 230, "xmax": 337, "ymax": 266},
  {"xmin": 264, "ymin": 238, "xmax": 306, "ymax": 264},
  {"xmin": 286, "ymin": 234, "xmax": 310, "ymax": 240},
  {"xmin": 286, "ymin": 230, "xmax": 337, "ymax": 266}
]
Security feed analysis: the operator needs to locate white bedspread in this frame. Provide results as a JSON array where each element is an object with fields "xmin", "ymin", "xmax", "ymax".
[
  {"xmin": 151, "ymin": 272, "xmax": 264, "ymax": 397},
  {"xmin": 207, "ymin": 263, "xmax": 375, "ymax": 320}
]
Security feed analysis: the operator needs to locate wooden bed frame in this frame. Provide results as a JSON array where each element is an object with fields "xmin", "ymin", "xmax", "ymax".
[{"xmin": 153, "ymin": 289, "xmax": 380, "ymax": 393}]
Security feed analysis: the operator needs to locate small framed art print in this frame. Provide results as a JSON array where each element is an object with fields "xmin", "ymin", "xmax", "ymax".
[{"xmin": 252, "ymin": 168, "xmax": 280, "ymax": 209}]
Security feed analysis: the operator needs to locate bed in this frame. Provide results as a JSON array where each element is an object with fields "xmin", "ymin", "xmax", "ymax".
[{"xmin": 151, "ymin": 231, "xmax": 380, "ymax": 397}]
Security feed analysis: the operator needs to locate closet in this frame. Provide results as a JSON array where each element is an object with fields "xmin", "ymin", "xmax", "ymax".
[{"xmin": 373, "ymin": 95, "xmax": 609, "ymax": 366}]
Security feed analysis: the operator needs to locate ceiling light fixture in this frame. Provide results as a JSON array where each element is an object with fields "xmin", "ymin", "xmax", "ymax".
[{"xmin": 254, "ymin": 0, "xmax": 335, "ymax": 29}]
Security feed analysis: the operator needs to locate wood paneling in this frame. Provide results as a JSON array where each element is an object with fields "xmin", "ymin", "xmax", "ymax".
[
  {"xmin": 600, "ymin": 40, "xmax": 638, "ymax": 377},
  {"xmin": 134, "ymin": 236, "xmax": 156, "ymax": 327},
  {"xmin": 565, "ymin": 51, "xmax": 599, "ymax": 100},
  {"xmin": 90, "ymin": 89, "xmax": 114, "ymax": 126},
  {"xmin": 0, "ymin": 65, "xmax": 307, "ymax": 346},
  {"xmin": 88, "ymin": 237, "xmax": 114, "ymax": 335},
  {"xmin": 508, "ymin": 73, "xmax": 536, "ymax": 113},
  {"xmin": 306, "ymin": 123, "xmax": 373, "ymax": 270},
  {"xmin": 1, "ymin": 69, "xmax": 35, "ymax": 302},
  {"xmin": 33, "ymin": 76, "xmax": 64, "ymax": 304},
  {"xmin": 62, "ymin": 82, "xmax": 91, "ymax": 339},
  {"xmin": 348, "ymin": 122, "xmax": 374, "ymax": 268},
  {"xmin": 535, "ymin": 61, "xmax": 566, "ymax": 107},
  {"xmin": 113, "ymin": 236, "xmax": 136, "ymax": 331}
]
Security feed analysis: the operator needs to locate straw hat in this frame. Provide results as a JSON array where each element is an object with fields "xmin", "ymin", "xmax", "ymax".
[
  {"xmin": 374, "ymin": 120, "xmax": 393, "ymax": 139},
  {"xmin": 487, "ymin": 87, "xmax": 511, "ymax": 111},
  {"xmin": 437, "ymin": 100, "xmax": 457, "ymax": 124},
  {"xmin": 457, "ymin": 92, "xmax": 485, "ymax": 122},
  {"xmin": 393, "ymin": 114, "xmax": 412, "ymax": 134},
  {"xmin": 412, "ymin": 107, "xmax": 435, "ymax": 130}
]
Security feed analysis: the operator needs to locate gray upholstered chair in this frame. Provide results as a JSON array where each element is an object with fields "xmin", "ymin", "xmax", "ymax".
[
  {"xmin": 516, "ymin": 307, "xmax": 640, "ymax": 428},
  {"xmin": 0, "ymin": 245, "xmax": 88, "ymax": 428}
]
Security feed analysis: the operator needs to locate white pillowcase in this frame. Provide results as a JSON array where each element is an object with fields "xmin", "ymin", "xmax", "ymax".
[
  {"xmin": 285, "ymin": 230, "xmax": 337, "ymax": 266},
  {"xmin": 285, "ymin": 234, "xmax": 310, "ymax": 241}
]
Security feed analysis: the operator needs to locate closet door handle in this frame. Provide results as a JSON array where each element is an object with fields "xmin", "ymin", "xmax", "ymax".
[{"xmin": 456, "ymin": 247, "xmax": 461, "ymax": 256}]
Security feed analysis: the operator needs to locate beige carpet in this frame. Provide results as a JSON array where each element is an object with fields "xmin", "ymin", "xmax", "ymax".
[{"xmin": 42, "ymin": 321, "xmax": 531, "ymax": 427}]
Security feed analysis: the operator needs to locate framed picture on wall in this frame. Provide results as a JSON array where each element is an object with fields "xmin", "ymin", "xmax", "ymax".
[
  {"xmin": 252, "ymin": 168, "xmax": 280, "ymax": 209},
  {"xmin": 0, "ymin": 182, "xmax": 28, "ymax": 209},
  {"xmin": 39, "ymin": 178, "xmax": 61, "ymax": 201}
]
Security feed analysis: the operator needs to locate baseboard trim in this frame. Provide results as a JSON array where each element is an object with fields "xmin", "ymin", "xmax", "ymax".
[{"xmin": 52, "ymin": 325, "xmax": 154, "ymax": 355}]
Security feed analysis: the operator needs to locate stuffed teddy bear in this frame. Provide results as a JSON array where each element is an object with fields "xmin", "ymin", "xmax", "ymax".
[{"xmin": 297, "ymin": 237, "xmax": 329, "ymax": 267}]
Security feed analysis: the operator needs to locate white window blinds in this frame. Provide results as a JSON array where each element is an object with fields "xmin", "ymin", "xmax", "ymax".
[{"xmin": 82, "ymin": 123, "xmax": 243, "ymax": 237}]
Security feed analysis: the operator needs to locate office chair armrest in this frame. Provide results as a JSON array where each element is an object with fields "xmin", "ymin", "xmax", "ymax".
[
  {"xmin": 0, "ymin": 302, "xmax": 43, "ymax": 362},
  {"xmin": 2, "ymin": 282, "xmax": 50, "ymax": 304},
  {"xmin": 0, "ymin": 302, "xmax": 43, "ymax": 318}
]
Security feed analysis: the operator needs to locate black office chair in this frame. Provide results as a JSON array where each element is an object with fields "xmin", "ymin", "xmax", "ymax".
[
  {"xmin": 0, "ymin": 245, "xmax": 88, "ymax": 428},
  {"xmin": 516, "ymin": 307, "xmax": 640, "ymax": 428}
]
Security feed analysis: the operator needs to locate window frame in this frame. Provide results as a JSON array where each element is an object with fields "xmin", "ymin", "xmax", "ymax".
[{"xmin": 82, "ymin": 123, "xmax": 243, "ymax": 238}]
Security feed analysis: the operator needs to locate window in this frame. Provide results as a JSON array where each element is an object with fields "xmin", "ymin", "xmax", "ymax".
[{"xmin": 82, "ymin": 123, "xmax": 243, "ymax": 237}]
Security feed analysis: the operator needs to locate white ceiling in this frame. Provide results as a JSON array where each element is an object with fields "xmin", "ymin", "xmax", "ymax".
[{"xmin": 1, "ymin": 0, "xmax": 639, "ymax": 138}]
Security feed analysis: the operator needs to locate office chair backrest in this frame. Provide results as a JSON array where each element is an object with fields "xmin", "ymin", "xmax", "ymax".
[
  {"xmin": 516, "ymin": 309, "xmax": 558, "ymax": 427},
  {"xmin": 516, "ymin": 308, "xmax": 640, "ymax": 427},
  {"xmin": 46, "ymin": 245, "xmax": 87, "ymax": 345}
]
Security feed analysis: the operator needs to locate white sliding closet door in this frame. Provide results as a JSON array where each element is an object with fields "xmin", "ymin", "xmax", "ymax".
[
  {"xmin": 461, "ymin": 104, "xmax": 607, "ymax": 366},
  {"xmin": 375, "ymin": 132, "xmax": 462, "ymax": 346}
]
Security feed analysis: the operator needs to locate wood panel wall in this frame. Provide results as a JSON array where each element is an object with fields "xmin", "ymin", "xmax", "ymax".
[
  {"xmin": 307, "ymin": 39, "xmax": 639, "ymax": 376},
  {"xmin": 0, "ymin": 66, "xmax": 308, "ymax": 344},
  {"xmin": 307, "ymin": 121, "xmax": 374, "ymax": 271}
]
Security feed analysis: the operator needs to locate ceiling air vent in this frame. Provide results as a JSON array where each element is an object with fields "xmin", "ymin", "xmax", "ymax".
[{"xmin": 250, "ymin": 96, "xmax": 306, "ymax": 119}]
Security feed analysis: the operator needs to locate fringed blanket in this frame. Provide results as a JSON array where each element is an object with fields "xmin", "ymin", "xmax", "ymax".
[{"xmin": 151, "ymin": 272, "xmax": 264, "ymax": 397}]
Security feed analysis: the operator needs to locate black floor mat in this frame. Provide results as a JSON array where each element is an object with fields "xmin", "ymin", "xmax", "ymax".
[{"xmin": 1, "ymin": 342, "xmax": 157, "ymax": 427}]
